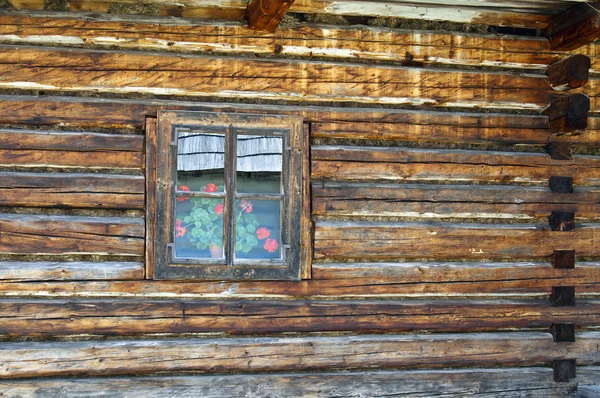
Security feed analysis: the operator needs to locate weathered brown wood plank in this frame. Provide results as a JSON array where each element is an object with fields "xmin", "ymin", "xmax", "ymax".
[
  {"xmin": 1, "ymin": 298, "xmax": 600, "ymax": 336},
  {"xmin": 246, "ymin": 0, "xmax": 295, "ymax": 32},
  {"xmin": 0, "ymin": 129, "xmax": 143, "ymax": 152},
  {"xmin": 0, "ymin": 172, "xmax": 144, "ymax": 209},
  {"xmin": 314, "ymin": 221, "xmax": 600, "ymax": 260},
  {"xmin": 2, "ymin": 368, "xmax": 598, "ymax": 398},
  {"xmin": 0, "ymin": 46, "xmax": 559, "ymax": 108},
  {"xmin": 0, "ymin": 149, "xmax": 142, "ymax": 169},
  {"xmin": 0, "ymin": 261, "xmax": 144, "ymax": 281},
  {"xmin": 311, "ymin": 146, "xmax": 600, "ymax": 185},
  {"xmin": 0, "ymin": 14, "xmax": 560, "ymax": 69},
  {"xmin": 0, "ymin": 95, "xmax": 552, "ymax": 130},
  {"xmin": 312, "ymin": 183, "xmax": 600, "ymax": 220},
  {"xmin": 545, "ymin": 2, "xmax": 600, "ymax": 51},
  {"xmin": 0, "ymin": 262, "xmax": 599, "ymax": 297},
  {"xmin": 1, "ymin": 332, "xmax": 599, "ymax": 378},
  {"xmin": 0, "ymin": 214, "xmax": 144, "ymax": 256}
]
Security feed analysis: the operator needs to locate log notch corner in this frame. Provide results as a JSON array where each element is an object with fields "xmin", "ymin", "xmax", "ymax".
[
  {"xmin": 246, "ymin": 0, "xmax": 295, "ymax": 32},
  {"xmin": 543, "ymin": 2, "xmax": 600, "ymax": 50}
]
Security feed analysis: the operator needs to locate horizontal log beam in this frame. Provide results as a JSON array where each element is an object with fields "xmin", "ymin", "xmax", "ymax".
[
  {"xmin": 0, "ymin": 172, "xmax": 144, "ymax": 209},
  {"xmin": 1, "ymin": 298, "xmax": 600, "ymax": 336},
  {"xmin": 1, "ymin": 367, "xmax": 599, "ymax": 397},
  {"xmin": 0, "ymin": 213, "xmax": 144, "ymax": 256},
  {"xmin": 1, "ymin": 332, "xmax": 599, "ymax": 378},
  {"xmin": 544, "ymin": 2, "xmax": 600, "ymax": 51},
  {"xmin": 1, "ymin": 261, "xmax": 600, "ymax": 298},
  {"xmin": 0, "ymin": 261, "xmax": 144, "ymax": 281}
]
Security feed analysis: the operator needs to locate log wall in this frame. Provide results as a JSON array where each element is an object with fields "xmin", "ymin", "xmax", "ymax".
[{"xmin": 0, "ymin": 11, "xmax": 599, "ymax": 396}]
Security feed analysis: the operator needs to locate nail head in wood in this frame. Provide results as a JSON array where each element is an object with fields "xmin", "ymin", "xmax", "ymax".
[
  {"xmin": 552, "ymin": 250, "xmax": 575, "ymax": 269},
  {"xmin": 545, "ymin": 55, "xmax": 591, "ymax": 91},
  {"xmin": 550, "ymin": 286, "xmax": 575, "ymax": 306},
  {"xmin": 545, "ymin": 94, "xmax": 590, "ymax": 135},
  {"xmin": 549, "ymin": 177, "xmax": 574, "ymax": 193},
  {"xmin": 550, "ymin": 323, "xmax": 576, "ymax": 342},
  {"xmin": 550, "ymin": 211, "xmax": 575, "ymax": 231},
  {"xmin": 552, "ymin": 359, "xmax": 576, "ymax": 382},
  {"xmin": 546, "ymin": 142, "xmax": 572, "ymax": 160}
]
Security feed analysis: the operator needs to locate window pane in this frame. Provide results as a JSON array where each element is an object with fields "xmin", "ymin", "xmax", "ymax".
[
  {"xmin": 237, "ymin": 135, "xmax": 282, "ymax": 194},
  {"xmin": 235, "ymin": 199, "xmax": 282, "ymax": 259},
  {"xmin": 177, "ymin": 131, "xmax": 225, "ymax": 192},
  {"xmin": 174, "ymin": 196, "xmax": 225, "ymax": 259}
]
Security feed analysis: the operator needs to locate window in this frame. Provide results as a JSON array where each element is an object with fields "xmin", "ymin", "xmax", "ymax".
[{"xmin": 151, "ymin": 111, "xmax": 304, "ymax": 280}]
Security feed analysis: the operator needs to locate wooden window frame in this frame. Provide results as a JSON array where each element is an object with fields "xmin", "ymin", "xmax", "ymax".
[{"xmin": 149, "ymin": 110, "xmax": 304, "ymax": 280}]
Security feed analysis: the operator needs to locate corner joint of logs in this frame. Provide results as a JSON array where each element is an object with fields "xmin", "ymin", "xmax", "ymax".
[
  {"xmin": 543, "ymin": 1, "xmax": 600, "ymax": 51},
  {"xmin": 545, "ymin": 55, "xmax": 591, "ymax": 91},
  {"xmin": 550, "ymin": 286, "xmax": 575, "ymax": 306},
  {"xmin": 552, "ymin": 250, "xmax": 575, "ymax": 269},
  {"xmin": 552, "ymin": 359, "xmax": 577, "ymax": 382},
  {"xmin": 544, "ymin": 94, "xmax": 590, "ymax": 135},
  {"xmin": 546, "ymin": 142, "xmax": 572, "ymax": 160},
  {"xmin": 246, "ymin": 0, "xmax": 296, "ymax": 33},
  {"xmin": 549, "ymin": 211, "xmax": 575, "ymax": 231},
  {"xmin": 550, "ymin": 323, "xmax": 576, "ymax": 342}
]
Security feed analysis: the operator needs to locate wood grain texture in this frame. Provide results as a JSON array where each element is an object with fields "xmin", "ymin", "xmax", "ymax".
[
  {"xmin": 1, "ymin": 332, "xmax": 599, "ymax": 378},
  {"xmin": 0, "ymin": 172, "xmax": 144, "ymax": 209},
  {"xmin": 1, "ymin": 261, "xmax": 600, "ymax": 297},
  {"xmin": 246, "ymin": 0, "xmax": 295, "ymax": 32},
  {"xmin": 1, "ymin": 298, "xmax": 600, "ymax": 336},
  {"xmin": 0, "ymin": 261, "xmax": 144, "ymax": 281},
  {"xmin": 314, "ymin": 221, "xmax": 600, "ymax": 260},
  {"xmin": 0, "ymin": 46, "xmax": 559, "ymax": 109},
  {"xmin": 311, "ymin": 146, "xmax": 600, "ymax": 185},
  {"xmin": 545, "ymin": 55, "xmax": 591, "ymax": 91},
  {"xmin": 0, "ymin": 129, "xmax": 143, "ymax": 152},
  {"xmin": 312, "ymin": 182, "xmax": 600, "ymax": 220},
  {"xmin": 0, "ymin": 213, "xmax": 144, "ymax": 256},
  {"xmin": 0, "ymin": 14, "xmax": 561, "ymax": 69},
  {"xmin": 0, "ymin": 368, "xmax": 599, "ymax": 397},
  {"xmin": 145, "ymin": 118, "xmax": 157, "ymax": 280},
  {"xmin": 545, "ymin": 3, "xmax": 600, "ymax": 51}
]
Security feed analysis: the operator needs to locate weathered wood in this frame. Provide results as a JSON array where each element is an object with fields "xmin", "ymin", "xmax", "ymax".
[
  {"xmin": 545, "ymin": 55, "xmax": 591, "ymax": 91},
  {"xmin": 550, "ymin": 176, "xmax": 574, "ymax": 193},
  {"xmin": 0, "ymin": 261, "xmax": 144, "ymax": 281},
  {"xmin": 300, "ymin": 123, "xmax": 311, "ymax": 279},
  {"xmin": 550, "ymin": 323, "xmax": 575, "ymax": 342},
  {"xmin": 314, "ymin": 221, "xmax": 600, "ymax": 260},
  {"xmin": 1, "ymin": 298, "xmax": 600, "ymax": 336},
  {"xmin": 311, "ymin": 146, "xmax": 600, "ymax": 185},
  {"xmin": 0, "ymin": 46, "xmax": 558, "ymax": 109},
  {"xmin": 550, "ymin": 211, "xmax": 575, "ymax": 231},
  {"xmin": 551, "ymin": 286, "xmax": 576, "ymax": 306},
  {"xmin": 2, "ymin": 262, "xmax": 600, "ymax": 298},
  {"xmin": 0, "ymin": 172, "xmax": 144, "ymax": 209},
  {"xmin": 312, "ymin": 182, "xmax": 600, "ymax": 220},
  {"xmin": 0, "ymin": 129, "xmax": 143, "ymax": 152},
  {"xmin": 0, "ymin": 14, "xmax": 560, "ymax": 70},
  {"xmin": 1, "ymin": 367, "xmax": 599, "ymax": 397},
  {"xmin": 544, "ymin": 94, "xmax": 590, "ymax": 135},
  {"xmin": 547, "ymin": 142, "xmax": 573, "ymax": 160},
  {"xmin": 0, "ymin": 213, "xmax": 144, "ymax": 256},
  {"xmin": 1, "ymin": 332, "xmax": 599, "ymax": 378},
  {"xmin": 246, "ymin": 0, "xmax": 295, "ymax": 32},
  {"xmin": 554, "ymin": 359, "xmax": 577, "ymax": 382},
  {"xmin": 579, "ymin": 385, "xmax": 600, "ymax": 398},
  {"xmin": 545, "ymin": 2, "xmax": 600, "ymax": 51},
  {"xmin": 552, "ymin": 250, "xmax": 576, "ymax": 269},
  {"xmin": 145, "ymin": 118, "xmax": 157, "ymax": 280}
]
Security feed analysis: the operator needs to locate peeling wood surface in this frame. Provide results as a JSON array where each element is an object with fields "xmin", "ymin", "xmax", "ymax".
[
  {"xmin": 0, "ymin": 214, "xmax": 144, "ymax": 256},
  {"xmin": 0, "ymin": 172, "xmax": 144, "ymax": 209},
  {"xmin": 1, "ymin": 261, "xmax": 600, "ymax": 298},
  {"xmin": 1, "ymin": 298, "xmax": 600, "ymax": 336},
  {"xmin": 1, "ymin": 332, "xmax": 600, "ymax": 378},
  {"xmin": 0, "ymin": 46, "xmax": 560, "ymax": 109},
  {"xmin": 0, "ymin": 262, "xmax": 144, "ymax": 281},
  {"xmin": 0, "ymin": 368, "xmax": 599, "ymax": 397}
]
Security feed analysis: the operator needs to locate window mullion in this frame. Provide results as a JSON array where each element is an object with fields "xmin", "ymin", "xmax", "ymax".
[{"xmin": 224, "ymin": 124, "xmax": 237, "ymax": 266}]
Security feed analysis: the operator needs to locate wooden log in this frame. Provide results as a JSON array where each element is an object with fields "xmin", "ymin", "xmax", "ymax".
[
  {"xmin": 546, "ymin": 142, "xmax": 573, "ymax": 160},
  {"xmin": 312, "ymin": 182, "xmax": 600, "ymax": 220},
  {"xmin": 0, "ymin": 172, "xmax": 144, "ymax": 209},
  {"xmin": 545, "ymin": 55, "xmax": 591, "ymax": 91},
  {"xmin": 311, "ymin": 146, "xmax": 600, "ymax": 186},
  {"xmin": 0, "ymin": 46, "xmax": 558, "ymax": 109},
  {"xmin": 544, "ymin": 2, "xmax": 600, "ymax": 51},
  {"xmin": 0, "ymin": 129, "xmax": 143, "ymax": 152},
  {"xmin": 0, "ymin": 14, "xmax": 559, "ymax": 70},
  {"xmin": 246, "ymin": 0, "xmax": 295, "ymax": 32},
  {"xmin": 0, "ymin": 332, "xmax": 599, "ymax": 378},
  {"xmin": 314, "ymin": 221, "xmax": 600, "ymax": 260},
  {"xmin": 0, "ymin": 149, "xmax": 143, "ymax": 169},
  {"xmin": 1, "ymin": 261, "xmax": 600, "ymax": 298},
  {"xmin": 0, "ymin": 261, "xmax": 144, "ymax": 281},
  {"xmin": 145, "ymin": 118, "xmax": 157, "ymax": 279},
  {"xmin": 1, "ymin": 298, "xmax": 600, "ymax": 336},
  {"xmin": 544, "ymin": 94, "xmax": 590, "ymax": 135},
  {"xmin": 579, "ymin": 385, "xmax": 600, "ymax": 398},
  {"xmin": 0, "ymin": 213, "xmax": 144, "ymax": 256},
  {"xmin": 2, "ymin": 368, "xmax": 598, "ymax": 398}
]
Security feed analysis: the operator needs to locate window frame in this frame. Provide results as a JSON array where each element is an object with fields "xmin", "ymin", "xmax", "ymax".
[{"xmin": 151, "ymin": 110, "xmax": 304, "ymax": 281}]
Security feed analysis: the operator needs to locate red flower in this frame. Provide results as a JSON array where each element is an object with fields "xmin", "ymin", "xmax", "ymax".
[
  {"xmin": 214, "ymin": 203, "xmax": 224, "ymax": 215},
  {"xmin": 264, "ymin": 238, "xmax": 278, "ymax": 253},
  {"xmin": 175, "ymin": 219, "xmax": 186, "ymax": 237},
  {"xmin": 240, "ymin": 199, "xmax": 252, "ymax": 214},
  {"xmin": 202, "ymin": 183, "xmax": 219, "ymax": 193},
  {"xmin": 256, "ymin": 227, "xmax": 270, "ymax": 240},
  {"xmin": 176, "ymin": 185, "xmax": 190, "ymax": 202}
]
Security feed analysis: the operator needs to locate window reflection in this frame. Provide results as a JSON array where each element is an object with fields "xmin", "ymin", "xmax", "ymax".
[
  {"xmin": 237, "ymin": 135, "xmax": 282, "ymax": 194},
  {"xmin": 177, "ymin": 131, "xmax": 225, "ymax": 190}
]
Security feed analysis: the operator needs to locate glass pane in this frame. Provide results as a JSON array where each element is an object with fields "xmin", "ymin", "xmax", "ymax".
[
  {"xmin": 174, "ymin": 196, "xmax": 225, "ymax": 259},
  {"xmin": 235, "ymin": 199, "xmax": 282, "ymax": 259},
  {"xmin": 237, "ymin": 135, "xmax": 282, "ymax": 194},
  {"xmin": 177, "ymin": 130, "xmax": 225, "ymax": 193}
]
